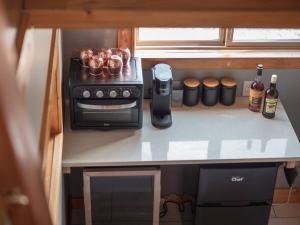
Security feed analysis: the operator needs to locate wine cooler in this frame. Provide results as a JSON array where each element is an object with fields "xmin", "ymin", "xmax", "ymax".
[{"xmin": 83, "ymin": 168, "xmax": 161, "ymax": 225}]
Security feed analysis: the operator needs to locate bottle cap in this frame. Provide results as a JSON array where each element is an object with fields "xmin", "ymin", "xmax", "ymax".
[
  {"xmin": 271, "ymin": 74, "xmax": 277, "ymax": 84},
  {"xmin": 257, "ymin": 64, "xmax": 264, "ymax": 76}
]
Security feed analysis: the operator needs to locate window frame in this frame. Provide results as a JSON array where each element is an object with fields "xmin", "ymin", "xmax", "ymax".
[
  {"xmin": 135, "ymin": 28, "xmax": 300, "ymax": 50},
  {"xmin": 118, "ymin": 28, "xmax": 300, "ymax": 70}
]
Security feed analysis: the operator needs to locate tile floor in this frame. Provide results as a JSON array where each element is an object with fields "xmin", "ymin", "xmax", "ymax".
[{"xmin": 270, "ymin": 204, "xmax": 300, "ymax": 225}]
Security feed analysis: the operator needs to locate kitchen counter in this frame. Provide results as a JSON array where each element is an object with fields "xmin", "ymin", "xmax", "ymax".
[{"xmin": 63, "ymin": 97, "xmax": 300, "ymax": 167}]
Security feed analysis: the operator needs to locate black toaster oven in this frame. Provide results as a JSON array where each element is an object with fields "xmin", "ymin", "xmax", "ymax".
[{"xmin": 69, "ymin": 57, "xmax": 143, "ymax": 129}]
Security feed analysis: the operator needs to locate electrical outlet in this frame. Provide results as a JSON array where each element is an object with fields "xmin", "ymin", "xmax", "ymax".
[{"xmin": 243, "ymin": 81, "xmax": 252, "ymax": 96}]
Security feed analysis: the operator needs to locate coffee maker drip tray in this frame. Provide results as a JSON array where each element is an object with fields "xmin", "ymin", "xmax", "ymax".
[{"xmin": 150, "ymin": 107, "xmax": 172, "ymax": 128}]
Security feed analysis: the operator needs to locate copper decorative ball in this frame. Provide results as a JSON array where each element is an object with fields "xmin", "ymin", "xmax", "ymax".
[
  {"xmin": 111, "ymin": 48, "xmax": 123, "ymax": 58},
  {"xmin": 89, "ymin": 55, "xmax": 104, "ymax": 75},
  {"xmin": 108, "ymin": 55, "xmax": 123, "ymax": 75},
  {"xmin": 119, "ymin": 48, "xmax": 131, "ymax": 67},
  {"xmin": 98, "ymin": 48, "xmax": 112, "ymax": 66},
  {"xmin": 80, "ymin": 48, "xmax": 93, "ymax": 67}
]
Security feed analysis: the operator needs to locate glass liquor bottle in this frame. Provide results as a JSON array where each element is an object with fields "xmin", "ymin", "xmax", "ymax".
[
  {"xmin": 262, "ymin": 75, "xmax": 279, "ymax": 119},
  {"xmin": 249, "ymin": 64, "xmax": 264, "ymax": 112}
]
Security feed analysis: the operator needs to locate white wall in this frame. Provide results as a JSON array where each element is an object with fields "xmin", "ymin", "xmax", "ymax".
[{"xmin": 18, "ymin": 28, "xmax": 53, "ymax": 152}]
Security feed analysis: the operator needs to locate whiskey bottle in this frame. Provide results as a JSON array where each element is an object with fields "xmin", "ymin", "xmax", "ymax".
[
  {"xmin": 262, "ymin": 75, "xmax": 279, "ymax": 119},
  {"xmin": 249, "ymin": 64, "xmax": 264, "ymax": 112}
]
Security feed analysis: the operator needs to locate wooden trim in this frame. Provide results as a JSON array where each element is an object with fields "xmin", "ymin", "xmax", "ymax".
[
  {"xmin": 225, "ymin": 28, "xmax": 234, "ymax": 47},
  {"xmin": 286, "ymin": 161, "xmax": 297, "ymax": 169},
  {"xmin": 117, "ymin": 28, "xmax": 134, "ymax": 54},
  {"xmin": 23, "ymin": 0, "xmax": 300, "ymax": 12},
  {"xmin": 50, "ymin": 41, "xmax": 63, "ymax": 135},
  {"xmin": 141, "ymin": 57, "xmax": 300, "ymax": 69},
  {"xmin": 219, "ymin": 28, "xmax": 226, "ymax": 45},
  {"xmin": 48, "ymin": 133, "xmax": 63, "ymax": 225},
  {"xmin": 83, "ymin": 172, "xmax": 92, "ymax": 225},
  {"xmin": 23, "ymin": 0, "xmax": 300, "ymax": 11},
  {"xmin": 39, "ymin": 29, "xmax": 59, "ymax": 197},
  {"xmin": 273, "ymin": 188, "xmax": 300, "ymax": 204},
  {"xmin": 38, "ymin": 28, "xmax": 63, "ymax": 225},
  {"xmin": 27, "ymin": 10, "xmax": 300, "ymax": 28},
  {"xmin": 15, "ymin": 12, "xmax": 30, "ymax": 62}
]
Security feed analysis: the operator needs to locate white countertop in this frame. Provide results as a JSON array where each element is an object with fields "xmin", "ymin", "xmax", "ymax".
[{"xmin": 62, "ymin": 97, "xmax": 300, "ymax": 167}]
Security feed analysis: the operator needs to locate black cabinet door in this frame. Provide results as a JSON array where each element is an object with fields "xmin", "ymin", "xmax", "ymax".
[
  {"xmin": 197, "ymin": 163, "xmax": 278, "ymax": 203},
  {"xmin": 195, "ymin": 205, "xmax": 271, "ymax": 225}
]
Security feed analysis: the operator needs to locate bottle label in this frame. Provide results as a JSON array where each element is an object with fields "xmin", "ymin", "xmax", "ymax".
[
  {"xmin": 249, "ymin": 89, "xmax": 264, "ymax": 109},
  {"xmin": 265, "ymin": 98, "xmax": 278, "ymax": 113}
]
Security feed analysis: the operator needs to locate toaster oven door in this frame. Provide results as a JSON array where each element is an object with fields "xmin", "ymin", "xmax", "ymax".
[{"xmin": 73, "ymin": 99, "xmax": 140, "ymax": 127}]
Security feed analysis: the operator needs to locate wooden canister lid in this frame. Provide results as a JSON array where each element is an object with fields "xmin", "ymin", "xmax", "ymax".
[
  {"xmin": 203, "ymin": 78, "xmax": 219, "ymax": 88},
  {"xmin": 221, "ymin": 77, "xmax": 237, "ymax": 87},
  {"xmin": 184, "ymin": 78, "xmax": 200, "ymax": 88}
]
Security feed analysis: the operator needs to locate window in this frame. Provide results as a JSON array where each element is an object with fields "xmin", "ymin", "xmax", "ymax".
[
  {"xmin": 135, "ymin": 28, "xmax": 300, "ymax": 49},
  {"xmin": 229, "ymin": 28, "xmax": 300, "ymax": 46},
  {"xmin": 136, "ymin": 28, "xmax": 225, "ymax": 48}
]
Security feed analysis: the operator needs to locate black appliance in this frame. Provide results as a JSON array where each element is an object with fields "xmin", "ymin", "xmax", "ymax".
[
  {"xmin": 150, "ymin": 64, "xmax": 173, "ymax": 128},
  {"xmin": 195, "ymin": 163, "xmax": 279, "ymax": 225},
  {"xmin": 83, "ymin": 168, "xmax": 161, "ymax": 225},
  {"xmin": 69, "ymin": 57, "xmax": 143, "ymax": 129}
]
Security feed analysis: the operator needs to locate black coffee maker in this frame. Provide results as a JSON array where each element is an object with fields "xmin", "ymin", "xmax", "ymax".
[{"xmin": 150, "ymin": 63, "xmax": 173, "ymax": 128}]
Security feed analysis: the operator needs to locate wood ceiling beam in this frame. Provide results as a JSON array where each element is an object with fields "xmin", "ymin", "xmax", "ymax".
[
  {"xmin": 23, "ymin": 0, "xmax": 300, "ymax": 11},
  {"xmin": 27, "ymin": 9, "xmax": 300, "ymax": 28}
]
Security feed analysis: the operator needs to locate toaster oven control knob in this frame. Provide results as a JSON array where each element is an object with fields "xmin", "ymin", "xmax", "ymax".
[
  {"xmin": 82, "ymin": 90, "xmax": 91, "ymax": 98},
  {"xmin": 96, "ymin": 90, "xmax": 104, "ymax": 98},
  {"xmin": 109, "ymin": 90, "xmax": 117, "ymax": 98},
  {"xmin": 122, "ymin": 90, "xmax": 131, "ymax": 98}
]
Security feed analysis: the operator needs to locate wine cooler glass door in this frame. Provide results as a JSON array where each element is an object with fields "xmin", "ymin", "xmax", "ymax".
[{"xmin": 83, "ymin": 170, "xmax": 161, "ymax": 225}]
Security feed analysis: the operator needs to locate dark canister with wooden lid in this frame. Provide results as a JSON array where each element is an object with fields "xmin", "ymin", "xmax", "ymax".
[
  {"xmin": 220, "ymin": 77, "xmax": 237, "ymax": 106},
  {"xmin": 202, "ymin": 78, "xmax": 220, "ymax": 106},
  {"xmin": 183, "ymin": 78, "xmax": 200, "ymax": 106}
]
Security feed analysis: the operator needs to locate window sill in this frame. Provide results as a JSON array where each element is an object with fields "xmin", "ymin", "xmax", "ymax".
[{"xmin": 135, "ymin": 49, "xmax": 300, "ymax": 69}]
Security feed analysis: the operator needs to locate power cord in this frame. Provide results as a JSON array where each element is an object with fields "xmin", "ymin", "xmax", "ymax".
[{"xmin": 159, "ymin": 194, "xmax": 195, "ymax": 218}]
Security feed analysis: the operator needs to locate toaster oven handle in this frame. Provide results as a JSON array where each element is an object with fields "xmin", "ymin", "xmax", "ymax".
[{"xmin": 77, "ymin": 101, "xmax": 137, "ymax": 110}]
